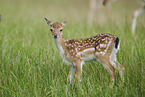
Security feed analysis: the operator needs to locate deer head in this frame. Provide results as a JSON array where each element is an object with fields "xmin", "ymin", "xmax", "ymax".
[{"xmin": 44, "ymin": 18, "xmax": 68, "ymax": 39}]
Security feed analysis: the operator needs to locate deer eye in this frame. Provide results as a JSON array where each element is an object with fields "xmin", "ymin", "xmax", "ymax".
[
  {"xmin": 60, "ymin": 29, "xmax": 63, "ymax": 32},
  {"xmin": 50, "ymin": 29, "xmax": 53, "ymax": 32}
]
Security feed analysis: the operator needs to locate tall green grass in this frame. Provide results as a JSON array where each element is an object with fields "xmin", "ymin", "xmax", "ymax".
[{"xmin": 0, "ymin": 0, "xmax": 145, "ymax": 96}]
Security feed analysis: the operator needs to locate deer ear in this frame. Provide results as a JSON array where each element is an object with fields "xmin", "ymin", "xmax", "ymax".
[
  {"xmin": 62, "ymin": 20, "xmax": 68, "ymax": 27},
  {"xmin": 44, "ymin": 17, "xmax": 53, "ymax": 26}
]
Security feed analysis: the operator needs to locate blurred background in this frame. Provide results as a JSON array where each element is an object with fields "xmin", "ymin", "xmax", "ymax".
[
  {"xmin": 0, "ymin": 0, "xmax": 144, "ymax": 38},
  {"xmin": 0, "ymin": 0, "xmax": 144, "ymax": 23}
]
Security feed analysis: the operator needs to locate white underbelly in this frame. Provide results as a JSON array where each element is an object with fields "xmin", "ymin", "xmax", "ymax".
[
  {"xmin": 63, "ymin": 58, "xmax": 72, "ymax": 65},
  {"xmin": 83, "ymin": 54, "xmax": 96, "ymax": 61}
]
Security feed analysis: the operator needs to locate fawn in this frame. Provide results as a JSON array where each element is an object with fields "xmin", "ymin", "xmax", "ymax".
[{"xmin": 44, "ymin": 18, "xmax": 125, "ymax": 85}]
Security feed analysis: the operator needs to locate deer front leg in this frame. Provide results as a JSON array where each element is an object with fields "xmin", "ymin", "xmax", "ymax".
[
  {"xmin": 67, "ymin": 66, "xmax": 75, "ymax": 84},
  {"xmin": 73, "ymin": 59, "xmax": 84, "ymax": 82}
]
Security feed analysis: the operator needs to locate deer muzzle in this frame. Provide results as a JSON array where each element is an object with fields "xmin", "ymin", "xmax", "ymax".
[{"xmin": 53, "ymin": 34, "xmax": 58, "ymax": 38}]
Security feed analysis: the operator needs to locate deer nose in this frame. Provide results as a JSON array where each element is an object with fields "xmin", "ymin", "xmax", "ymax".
[{"xmin": 53, "ymin": 34, "xmax": 58, "ymax": 38}]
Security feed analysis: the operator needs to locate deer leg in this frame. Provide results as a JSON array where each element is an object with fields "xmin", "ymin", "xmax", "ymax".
[
  {"xmin": 116, "ymin": 61, "xmax": 125, "ymax": 82},
  {"xmin": 110, "ymin": 49, "xmax": 125, "ymax": 82},
  {"xmin": 88, "ymin": 0, "xmax": 97, "ymax": 24},
  {"xmin": 105, "ymin": 61, "xmax": 115, "ymax": 85},
  {"xmin": 106, "ymin": 4, "xmax": 113, "ymax": 20},
  {"xmin": 67, "ymin": 66, "xmax": 75, "ymax": 83},
  {"xmin": 132, "ymin": 5, "xmax": 145, "ymax": 34},
  {"xmin": 73, "ymin": 59, "xmax": 84, "ymax": 82},
  {"xmin": 97, "ymin": 57, "xmax": 115, "ymax": 85},
  {"xmin": 110, "ymin": 58, "xmax": 125, "ymax": 82}
]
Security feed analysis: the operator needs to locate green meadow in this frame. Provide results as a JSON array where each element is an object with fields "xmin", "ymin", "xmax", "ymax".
[{"xmin": 0, "ymin": 0, "xmax": 145, "ymax": 96}]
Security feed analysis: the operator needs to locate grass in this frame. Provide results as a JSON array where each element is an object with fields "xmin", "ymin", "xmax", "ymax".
[{"xmin": 0, "ymin": 0, "xmax": 145, "ymax": 96}]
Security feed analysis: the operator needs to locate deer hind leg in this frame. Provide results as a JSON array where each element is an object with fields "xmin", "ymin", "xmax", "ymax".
[
  {"xmin": 96, "ymin": 55, "xmax": 116, "ymax": 85},
  {"xmin": 116, "ymin": 61, "xmax": 125, "ymax": 82},
  {"xmin": 95, "ymin": 55, "xmax": 116, "ymax": 85},
  {"xmin": 110, "ymin": 47, "xmax": 125, "ymax": 82},
  {"xmin": 132, "ymin": 5, "xmax": 145, "ymax": 34}
]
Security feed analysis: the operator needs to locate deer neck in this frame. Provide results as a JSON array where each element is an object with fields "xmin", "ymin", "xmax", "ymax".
[{"xmin": 54, "ymin": 33, "xmax": 66, "ymax": 57}]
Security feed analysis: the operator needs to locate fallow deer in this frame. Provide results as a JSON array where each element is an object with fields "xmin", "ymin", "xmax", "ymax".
[
  {"xmin": 132, "ymin": 0, "xmax": 145, "ymax": 34},
  {"xmin": 44, "ymin": 18, "xmax": 125, "ymax": 85},
  {"xmin": 88, "ymin": 0, "xmax": 116, "ymax": 24}
]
